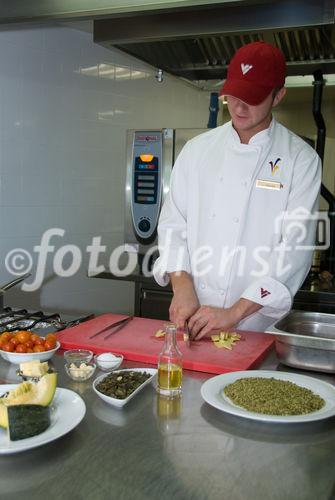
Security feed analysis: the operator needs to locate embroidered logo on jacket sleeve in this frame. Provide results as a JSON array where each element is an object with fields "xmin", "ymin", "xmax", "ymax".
[{"xmin": 260, "ymin": 288, "xmax": 271, "ymax": 298}]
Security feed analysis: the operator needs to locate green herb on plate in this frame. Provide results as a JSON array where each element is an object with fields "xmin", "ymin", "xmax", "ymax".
[{"xmin": 223, "ymin": 377, "xmax": 325, "ymax": 416}]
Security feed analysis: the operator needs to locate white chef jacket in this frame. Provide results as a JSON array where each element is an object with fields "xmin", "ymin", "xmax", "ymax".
[{"xmin": 153, "ymin": 118, "xmax": 322, "ymax": 331}]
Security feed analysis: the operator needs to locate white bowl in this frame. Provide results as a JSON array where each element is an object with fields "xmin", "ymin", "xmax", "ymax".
[
  {"xmin": 64, "ymin": 349, "xmax": 93, "ymax": 365},
  {"xmin": 93, "ymin": 368, "xmax": 157, "ymax": 408},
  {"xmin": 0, "ymin": 341, "xmax": 60, "ymax": 365},
  {"xmin": 94, "ymin": 352, "xmax": 123, "ymax": 372}
]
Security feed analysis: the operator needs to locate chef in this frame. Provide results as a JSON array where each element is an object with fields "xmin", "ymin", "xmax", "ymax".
[{"xmin": 153, "ymin": 41, "xmax": 322, "ymax": 339}]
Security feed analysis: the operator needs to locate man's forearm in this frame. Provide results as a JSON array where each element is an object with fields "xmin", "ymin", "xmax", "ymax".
[
  {"xmin": 168, "ymin": 271, "xmax": 194, "ymax": 294},
  {"xmin": 231, "ymin": 298, "xmax": 263, "ymax": 323}
]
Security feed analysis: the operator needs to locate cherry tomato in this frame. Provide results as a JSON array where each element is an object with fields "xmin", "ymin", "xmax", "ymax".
[
  {"xmin": 30, "ymin": 334, "xmax": 39, "ymax": 344},
  {"xmin": 9, "ymin": 338, "xmax": 20, "ymax": 347},
  {"xmin": 33, "ymin": 344, "xmax": 45, "ymax": 352},
  {"xmin": 45, "ymin": 333, "xmax": 57, "ymax": 344},
  {"xmin": 24, "ymin": 340, "xmax": 33, "ymax": 349},
  {"xmin": 33, "ymin": 336, "xmax": 45, "ymax": 346},
  {"xmin": 15, "ymin": 331, "xmax": 31, "ymax": 344},
  {"xmin": 15, "ymin": 344, "xmax": 27, "ymax": 353},
  {"xmin": 44, "ymin": 340, "xmax": 56, "ymax": 351},
  {"xmin": 1, "ymin": 342, "xmax": 14, "ymax": 352},
  {"xmin": 1, "ymin": 332, "xmax": 12, "ymax": 342}
]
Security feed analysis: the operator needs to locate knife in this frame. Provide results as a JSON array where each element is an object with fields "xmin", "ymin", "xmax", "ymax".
[
  {"xmin": 184, "ymin": 321, "xmax": 192, "ymax": 348},
  {"xmin": 89, "ymin": 316, "xmax": 133, "ymax": 340}
]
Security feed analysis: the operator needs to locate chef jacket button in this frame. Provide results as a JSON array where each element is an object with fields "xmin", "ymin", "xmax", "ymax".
[
  {"xmin": 219, "ymin": 289, "xmax": 225, "ymax": 295},
  {"xmin": 233, "ymin": 217, "xmax": 239, "ymax": 223},
  {"xmin": 220, "ymin": 176, "xmax": 224, "ymax": 182},
  {"xmin": 242, "ymin": 180, "xmax": 248, "ymax": 187},
  {"xmin": 210, "ymin": 213, "xmax": 216, "ymax": 219},
  {"xmin": 200, "ymin": 284, "xmax": 206, "ymax": 290}
]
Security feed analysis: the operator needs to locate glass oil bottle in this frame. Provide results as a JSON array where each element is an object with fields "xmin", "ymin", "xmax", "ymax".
[{"xmin": 157, "ymin": 323, "xmax": 182, "ymax": 397}]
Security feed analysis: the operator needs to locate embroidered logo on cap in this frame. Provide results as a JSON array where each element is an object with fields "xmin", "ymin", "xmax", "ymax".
[
  {"xmin": 260, "ymin": 288, "xmax": 271, "ymax": 298},
  {"xmin": 269, "ymin": 158, "xmax": 281, "ymax": 175},
  {"xmin": 241, "ymin": 63, "xmax": 253, "ymax": 75}
]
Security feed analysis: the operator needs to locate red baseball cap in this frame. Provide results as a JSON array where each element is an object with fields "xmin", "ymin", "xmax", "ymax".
[{"xmin": 219, "ymin": 41, "xmax": 286, "ymax": 105}]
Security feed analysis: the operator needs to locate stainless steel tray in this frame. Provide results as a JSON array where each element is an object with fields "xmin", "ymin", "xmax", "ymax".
[{"xmin": 265, "ymin": 310, "xmax": 335, "ymax": 373}]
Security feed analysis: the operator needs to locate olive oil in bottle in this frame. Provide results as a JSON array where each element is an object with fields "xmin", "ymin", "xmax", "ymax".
[{"xmin": 157, "ymin": 323, "xmax": 182, "ymax": 396}]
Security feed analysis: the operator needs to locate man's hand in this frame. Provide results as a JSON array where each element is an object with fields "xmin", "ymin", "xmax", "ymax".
[
  {"xmin": 169, "ymin": 272, "xmax": 200, "ymax": 329},
  {"xmin": 188, "ymin": 306, "xmax": 239, "ymax": 340},
  {"xmin": 188, "ymin": 299, "xmax": 263, "ymax": 340}
]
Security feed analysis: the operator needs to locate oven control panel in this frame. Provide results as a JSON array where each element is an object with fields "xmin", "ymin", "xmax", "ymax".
[{"xmin": 131, "ymin": 131, "xmax": 163, "ymax": 241}]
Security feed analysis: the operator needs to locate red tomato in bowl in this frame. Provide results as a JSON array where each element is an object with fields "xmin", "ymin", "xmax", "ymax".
[
  {"xmin": 33, "ymin": 345, "xmax": 45, "ymax": 352},
  {"xmin": 2, "ymin": 342, "xmax": 14, "ymax": 352},
  {"xmin": 15, "ymin": 331, "xmax": 31, "ymax": 344},
  {"xmin": 30, "ymin": 334, "xmax": 39, "ymax": 344},
  {"xmin": 9, "ymin": 338, "xmax": 20, "ymax": 347},
  {"xmin": 44, "ymin": 340, "xmax": 56, "ymax": 351},
  {"xmin": 45, "ymin": 333, "xmax": 57, "ymax": 344},
  {"xmin": 15, "ymin": 344, "xmax": 27, "ymax": 353},
  {"xmin": 34, "ymin": 336, "xmax": 45, "ymax": 346},
  {"xmin": 1, "ymin": 333, "xmax": 12, "ymax": 342}
]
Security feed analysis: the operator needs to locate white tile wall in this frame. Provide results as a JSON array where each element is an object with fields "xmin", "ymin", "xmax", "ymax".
[{"xmin": 0, "ymin": 26, "xmax": 210, "ymax": 315}]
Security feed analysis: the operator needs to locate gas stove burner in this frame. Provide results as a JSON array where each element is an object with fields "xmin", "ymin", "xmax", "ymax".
[
  {"xmin": 0, "ymin": 308, "xmax": 95, "ymax": 334},
  {"xmin": 2, "ymin": 319, "xmax": 56, "ymax": 330},
  {"xmin": 0, "ymin": 308, "xmax": 61, "ymax": 333}
]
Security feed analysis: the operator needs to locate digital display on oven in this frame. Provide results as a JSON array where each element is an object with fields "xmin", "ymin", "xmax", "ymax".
[
  {"xmin": 138, "ymin": 164, "xmax": 156, "ymax": 170},
  {"xmin": 134, "ymin": 156, "xmax": 159, "ymax": 204}
]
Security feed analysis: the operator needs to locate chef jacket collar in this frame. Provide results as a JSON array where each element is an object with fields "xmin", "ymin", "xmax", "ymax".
[{"xmin": 230, "ymin": 116, "xmax": 275, "ymax": 146}]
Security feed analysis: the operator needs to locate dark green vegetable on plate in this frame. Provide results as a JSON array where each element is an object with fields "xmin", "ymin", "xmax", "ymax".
[
  {"xmin": 6, "ymin": 404, "xmax": 50, "ymax": 441},
  {"xmin": 96, "ymin": 371, "xmax": 151, "ymax": 399}
]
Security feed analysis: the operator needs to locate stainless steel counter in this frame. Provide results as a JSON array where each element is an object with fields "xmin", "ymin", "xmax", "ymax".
[{"xmin": 0, "ymin": 350, "xmax": 335, "ymax": 500}]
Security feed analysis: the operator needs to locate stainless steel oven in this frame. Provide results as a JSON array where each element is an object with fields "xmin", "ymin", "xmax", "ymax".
[
  {"xmin": 124, "ymin": 128, "xmax": 207, "ymax": 259},
  {"xmin": 123, "ymin": 128, "xmax": 207, "ymax": 319}
]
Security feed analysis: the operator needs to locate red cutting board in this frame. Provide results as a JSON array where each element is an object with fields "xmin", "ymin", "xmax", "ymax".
[{"xmin": 57, "ymin": 313, "xmax": 274, "ymax": 375}]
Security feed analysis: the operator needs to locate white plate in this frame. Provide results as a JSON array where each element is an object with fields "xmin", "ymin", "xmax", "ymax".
[
  {"xmin": 0, "ymin": 341, "xmax": 60, "ymax": 364},
  {"xmin": 200, "ymin": 370, "xmax": 335, "ymax": 423},
  {"xmin": 93, "ymin": 367, "xmax": 157, "ymax": 408},
  {"xmin": 0, "ymin": 385, "xmax": 86, "ymax": 454}
]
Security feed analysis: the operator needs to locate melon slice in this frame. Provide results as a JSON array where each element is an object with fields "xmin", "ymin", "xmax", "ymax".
[{"xmin": 0, "ymin": 372, "xmax": 57, "ymax": 429}]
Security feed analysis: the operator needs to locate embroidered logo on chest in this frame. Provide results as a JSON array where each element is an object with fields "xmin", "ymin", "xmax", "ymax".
[
  {"xmin": 241, "ymin": 63, "xmax": 253, "ymax": 75},
  {"xmin": 269, "ymin": 158, "xmax": 281, "ymax": 175}
]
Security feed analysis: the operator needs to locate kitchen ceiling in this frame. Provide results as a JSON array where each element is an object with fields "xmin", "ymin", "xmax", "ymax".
[
  {"xmin": 1, "ymin": 0, "xmax": 335, "ymax": 86},
  {"xmin": 93, "ymin": 0, "xmax": 335, "ymax": 83}
]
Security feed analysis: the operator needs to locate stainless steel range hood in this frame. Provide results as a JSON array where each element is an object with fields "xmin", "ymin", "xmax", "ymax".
[
  {"xmin": 93, "ymin": 0, "xmax": 335, "ymax": 81},
  {"xmin": 1, "ymin": 0, "xmax": 335, "ymax": 82}
]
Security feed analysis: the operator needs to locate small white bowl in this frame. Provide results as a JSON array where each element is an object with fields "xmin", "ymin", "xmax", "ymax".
[
  {"xmin": 93, "ymin": 368, "xmax": 157, "ymax": 408},
  {"xmin": 0, "ymin": 341, "xmax": 60, "ymax": 365},
  {"xmin": 95, "ymin": 352, "xmax": 123, "ymax": 372},
  {"xmin": 64, "ymin": 349, "xmax": 93, "ymax": 365}
]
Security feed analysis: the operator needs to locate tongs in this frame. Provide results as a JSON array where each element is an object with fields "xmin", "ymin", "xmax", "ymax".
[{"xmin": 89, "ymin": 316, "xmax": 133, "ymax": 340}]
